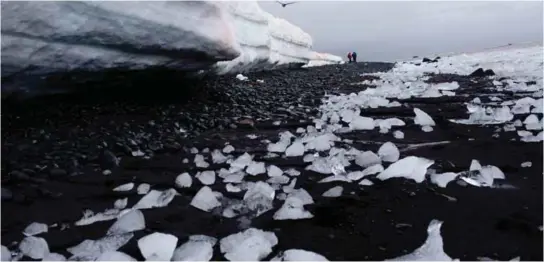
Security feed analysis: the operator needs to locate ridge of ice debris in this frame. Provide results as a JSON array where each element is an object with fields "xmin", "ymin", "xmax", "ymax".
[
  {"xmin": 191, "ymin": 186, "xmax": 223, "ymax": 212},
  {"xmin": 387, "ymin": 220, "xmax": 454, "ymax": 261},
  {"xmin": 272, "ymin": 249, "xmax": 329, "ymax": 261},
  {"xmin": 138, "ymin": 232, "xmax": 178, "ymax": 261},
  {"xmin": 18, "ymin": 236, "xmax": 49, "ymax": 259},
  {"xmin": 219, "ymin": 228, "xmax": 278, "ymax": 261},
  {"xmin": 377, "ymin": 156, "xmax": 434, "ymax": 183},
  {"xmin": 133, "ymin": 189, "xmax": 177, "ymax": 210},
  {"xmin": 172, "ymin": 235, "xmax": 217, "ymax": 261},
  {"xmin": 67, "ymin": 233, "xmax": 133, "ymax": 261},
  {"xmin": 22, "ymin": 222, "xmax": 48, "ymax": 237}
]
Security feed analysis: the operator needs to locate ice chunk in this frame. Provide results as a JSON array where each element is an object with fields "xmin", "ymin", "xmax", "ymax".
[
  {"xmin": 393, "ymin": 130, "xmax": 405, "ymax": 139},
  {"xmin": 196, "ymin": 171, "xmax": 216, "ymax": 185},
  {"xmin": 96, "ymin": 251, "xmax": 135, "ymax": 261},
  {"xmin": 172, "ymin": 235, "xmax": 217, "ymax": 262},
  {"xmin": 288, "ymin": 188, "xmax": 314, "ymax": 205},
  {"xmin": 236, "ymin": 74, "xmax": 248, "ymax": 81},
  {"xmin": 470, "ymin": 159, "xmax": 482, "ymax": 171},
  {"xmin": 481, "ymin": 165, "xmax": 505, "ymax": 180},
  {"xmin": 359, "ymin": 179, "xmax": 374, "ymax": 186},
  {"xmin": 223, "ymin": 145, "xmax": 235, "ymax": 154},
  {"xmin": 377, "ymin": 156, "xmax": 434, "ymax": 183},
  {"xmin": 267, "ymin": 165, "xmax": 283, "ymax": 177},
  {"xmin": 267, "ymin": 175, "xmax": 290, "ymax": 184},
  {"xmin": 1, "ymin": 245, "xmax": 11, "ymax": 261},
  {"xmin": 243, "ymin": 182, "xmax": 275, "ymax": 216},
  {"xmin": 229, "ymin": 153, "xmax": 253, "ymax": 172},
  {"xmin": 521, "ymin": 131, "xmax": 544, "ymax": 142},
  {"xmin": 347, "ymin": 171, "xmax": 365, "ymax": 181},
  {"xmin": 273, "ymin": 196, "xmax": 314, "ymax": 220},
  {"xmin": 18, "ymin": 236, "xmax": 49, "ymax": 259},
  {"xmin": 304, "ymin": 133, "xmax": 337, "ymax": 151},
  {"xmin": 220, "ymin": 228, "xmax": 278, "ymax": 261},
  {"xmin": 226, "ymin": 183, "xmax": 242, "ymax": 193},
  {"xmin": 282, "ymin": 178, "xmax": 297, "ymax": 193},
  {"xmin": 349, "ymin": 116, "xmax": 375, "ymax": 130},
  {"xmin": 267, "ymin": 131, "xmax": 294, "ymax": 153},
  {"xmin": 272, "ymin": 249, "xmax": 328, "ymax": 261},
  {"xmin": 386, "ymin": 220, "xmax": 453, "ymax": 261},
  {"xmin": 285, "ymin": 168, "xmax": 301, "ymax": 177},
  {"xmin": 318, "ymin": 175, "xmax": 351, "ymax": 183},
  {"xmin": 296, "ymin": 127, "xmax": 306, "ymax": 133},
  {"xmin": 211, "ymin": 149, "xmax": 228, "ymax": 164},
  {"xmin": 285, "ymin": 141, "xmax": 305, "ymax": 157},
  {"xmin": 521, "ymin": 161, "xmax": 532, "ymax": 167},
  {"xmin": 22, "ymin": 222, "xmax": 48, "ymax": 237},
  {"xmin": 74, "ymin": 208, "xmax": 121, "ymax": 226},
  {"xmin": 414, "ymin": 108, "xmax": 436, "ymax": 126},
  {"xmin": 190, "ymin": 147, "xmax": 199, "ymax": 154},
  {"xmin": 107, "ymin": 209, "xmax": 145, "ymax": 235},
  {"xmin": 113, "ymin": 182, "xmax": 134, "ymax": 192},
  {"xmin": 137, "ymin": 183, "xmax": 151, "ymax": 195},
  {"xmin": 68, "ymin": 233, "xmax": 133, "ymax": 261},
  {"xmin": 191, "ymin": 186, "xmax": 222, "ymax": 212},
  {"xmin": 194, "ymin": 154, "xmax": 209, "ymax": 168},
  {"xmin": 361, "ymin": 164, "xmax": 385, "ymax": 177},
  {"xmin": 355, "ymin": 151, "xmax": 381, "ymax": 168},
  {"xmin": 430, "ymin": 172, "xmax": 459, "ymax": 188},
  {"xmin": 322, "ymin": 186, "xmax": 343, "ymax": 197},
  {"xmin": 303, "ymin": 153, "xmax": 316, "ymax": 163},
  {"xmin": 133, "ymin": 189, "xmax": 177, "ymax": 210},
  {"xmin": 223, "ymin": 172, "xmax": 245, "ymax": 183},
  {"xmin": 421, "ymin": 125, "xmax": 434, "ymax": 132},
  {"xmin": 378, "ymin": 142, "xmax": 400, "ymax": 162},
  {"xmin": 246, "ymin": 161, "xmax": 266, "ymax": 176},
  {"xmin": 43, "ymin": 253, "xmax": 66, "ymax": 261},
  {"xmin": 138, "ymin": 232, "xmax": 178, "ymax": 261},
  {"xmin": 175, "ymin": 173, "xmax": 193, "ymax": 188},
  {"xmin": 524, "ymin": 114, "xmax": 539, "ymax": 125}
]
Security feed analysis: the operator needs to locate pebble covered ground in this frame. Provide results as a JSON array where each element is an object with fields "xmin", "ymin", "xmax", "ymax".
[{"xmin": 1, "ymin": 53, "xmax": 542, "ymax": 261}]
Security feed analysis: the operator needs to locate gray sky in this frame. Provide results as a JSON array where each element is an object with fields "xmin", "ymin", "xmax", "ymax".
[{"xmin": 259, "ymin": 1, "xmax": 543, "ymax": 61}]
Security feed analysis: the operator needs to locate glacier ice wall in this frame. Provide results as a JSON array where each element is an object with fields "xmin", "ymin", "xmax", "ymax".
[{"xmin": 1, "ymin": 1, "xmax": 342, "ymax": 83}]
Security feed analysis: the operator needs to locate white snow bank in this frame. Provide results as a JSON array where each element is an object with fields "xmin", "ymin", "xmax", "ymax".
[{"xmin": 2, "ymin": 1, "xmax": 341, "ymax": 84}]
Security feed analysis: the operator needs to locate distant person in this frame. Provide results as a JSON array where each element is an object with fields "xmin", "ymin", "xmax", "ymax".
[
  {"xmin": 352, "ymin": 51, "xmax": 357, "ymax": 63},
  {"xmin": 347, "ymin": 52, "xmax": 352, "ymax": 63}
]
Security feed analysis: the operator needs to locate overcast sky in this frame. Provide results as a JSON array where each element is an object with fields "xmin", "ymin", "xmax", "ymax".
[{"xmin": 259, "ymin": 1, "xmax": 543, "ymax": 61}]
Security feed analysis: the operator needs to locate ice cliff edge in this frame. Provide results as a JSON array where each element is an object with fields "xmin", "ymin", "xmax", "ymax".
[{"xmin": 1, "ymin": 1, "xmax": 343, "ymax": 83}]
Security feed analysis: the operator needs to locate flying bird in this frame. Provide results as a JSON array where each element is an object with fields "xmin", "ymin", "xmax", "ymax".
[{"xmin": 276, "ymin": 1, "xmax": 297, "ymax": 8}]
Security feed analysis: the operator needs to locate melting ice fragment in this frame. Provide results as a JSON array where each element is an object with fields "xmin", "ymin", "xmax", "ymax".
[
  {"xmin": 246, "ymin": 161, "xmax": 266, "ymax": 176},
  {"xmin": 271, "ymin": 249, "xmax": 329, "ymax": 261},
  {"xmin": 378, "ymin": 142, "xmax": 400, "ymax": 162},
  {"xmin": 196, "ymin": 170, "xmax": 216, "ymax": 185},
  {"xmin": 133, "ymin": 189, "xmax": 177, "ymax": 210},
  {"xmin": 138, "ymin": 232, "xmax": 178, "ymax": 261},
  {"xmin": 521, "ymin": 161, "xmax": 532, "ymax": 168},
  {"xmin": 220, "ymin": 228, "xmax": 278, "ymax": 261},
  {"xmin": 386, "ymin": 220, "xmax": 454, "ymax": 261},
  {"xmin": 414, "ymin": 108, "xmax": 436, "ymax": 126},
  {"xmin": 74, "ymin": 208, "xmax": 121, "ymax": 226},
  {"xmin": 359, "ymin": 179, "xmax": 374, "ymax": 186},
  {"xmin": 285, "ymin": 141, "xmax": 305, "ymax": 157},
  {"xmin": 175, "ymin": 173, "xmax": 192, "ymax": 188},
  {"xmin": 1, "ymin": 246, "xmax": 10, "ymax": 261},
  {"xmin": 18, "ymin": 236, "xmax": 49, "ymax": 259},
  {"xmin": 430, "ymin": 172, "xmax": 460, "ymax": 188},
  {"xmin": 229, "ymin": 153, "xmax": 253, "ymax": 172},
  {"xmin": 243, "ymin": 181, "xmax": 275, "ymax": 216},
  {"xmin": 137, "ymin": 183, "xmax": 151, "ymax": 195},
  {"xmin": 349, "ymin": 116, "xmax": 375, "ymax": 130},
  {"xmin": 96, "ymin": 251, "xmax": 136, "ymax": 261},
  {"xmin": 322, "ymin": 186, "xmax": 343, "ymax": 197},
  {"xmin": 113, "ymin": 182, "xmax": 134, "ymax": 192},
  {"xmin": 223, "ymin": 145, "xmax": 235, "ymax": 154},
  {"xmin": 267, "ymin": 131, "xmax": 295, "ymax": 153},
  {"xmin": 43, "ymin": 253, "xmax": 66, "ymax": 261},
  {"xmin": 172, "ymin": 235, "xmax": 217, "ymax": 262},
  {"xmin": 212, "ymin": 149, "xmax": 229, "ymax": 164},
  {"xmin": 106, "ymin": 209, "xmax": 145, "ymax": 235},
  {"xmin": 267, "ymin": 175, "xmax": 290, "ymax": 185},
  {"xmin": 267, "ymin": 165, "xmax": 283, "ymax": 177},
  {"xmin": 355, "ymin": 151, "xmax": 381, "ymax": 168},
  {"xmin": 68, "ymin": 233, "xmax": 133, "ymax": 261},
  {"xmin": 273, "ymin": 196, "xmax": 314, "ymax": 220},
  {"xmin": 393, "ymin": 130, "xmax": 405, "ymax": 139},
  {"xmin": 194, "ymin": 154, "xmax": 209, "ymax": 168},
  {"xmin": 22, "ymin": 222, "xmax": 48, "ymax": 237},
  {"xmin": 285, "ymin": 168, "xmax": 301, "ymax": 177},
  {"xmin": 377, "ymin": 156, "xmax": 434, "ymax": 183},
  {"xmin": 190, "ymin": 186, "xmax": 223, "ymax": 212}
]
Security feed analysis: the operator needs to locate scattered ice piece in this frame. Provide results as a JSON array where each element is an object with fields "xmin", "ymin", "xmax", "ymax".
[
  {"xmin": 285, "ymin": 141, "xmax": 305, "ymax": 157},
  {"xmin": 521, "ymin": 161, "xmax": 532, "ymax": 168},
  {"xmin": 513, "ymin": 119, "xmax": 523, "ymax": 127},
  {"xmin": 175, "ymin": 173, "xmax": 193, "ymax": 188},
  {"xmin": 272, "ymin": 249, "xmax": 328, "ymax": 261},
  {"xmin": 18, "ymin": 236, "xmax": 49, "ymax": 259},
  {"xmin": 470, "ymin": 159, "xmax": 482, "ymax": 171},
  {"xmin": 1, "ymin": 246, "xmax": 10, "ymax": 261},
  {"xmin": 347, "ymin": 171, "xmax": 365, "ymax": 181},
  {"xmin": 521, "ymin": 131, "xmax": 543, "ymax": 142},
  {"xmin": 137, "ymin": 183, "xmax": 151, "ymax": 195},
  {"xmin": 182, "ymin": 158, "xmax": 189, "ymax": 164},
  {"xmin": 430, "ymin": 172, "xmax": 460, "ymax": 188},
  {"xmin": 414, "ymin": 108, "xmax": 436, "ymax": 126},
  {"xmin": 386, "ymin": 220, "xmax": 453, "ymax": 261},
  {"xmin": 223, "ymin": 145, "xmax": 235, "ymax": 154},
  {"xmin": 359, "ymin": 179, "xmax": 374, "ymax": 186},
  {"xmin": 246, "ymin": 134, "xmax": 258, "ymax": 139},
  {"xmin": 273, "ymin": 196, "xmax": 314, "ymax": 220},
  {"xmin": 196, "ymin": 171, "xmax": 216, "ymax": 185},
  {"xmin": 43, "ymin": 253, "xmax": 66, "ymax": 261},
  {"xmin": 212, "ymin": 150, "xmax": 228, "ymax": 164},
  {"xmin": 220, "ymin": 228, "xmax": 278, "ymax": 261},
  {"xmin": 318, "ymin": 175, "xmax": 351, "ymax": 183},
  {"xmin": 191, "ymin": 186, "xmax": 223, "ymax": 212},
  {"xmin": 267, "ymin": 175, "xmax": 290, "ymax": 185},
  {"xmin": 322, "ymin": 186, "xmax": 343, "ymax": 197},
  {"xmin": 113, "ymin": 182, "xmax": 134, "ymax": 192},
  {"xmin": 377, "ymin": 156, "xmax": 434, "ymax": 183},
  {"xmin": 132, "ymin": 150, "xmax": 145, "ymax": 157},
  {"xmin": 138, "ymin": 232, "xmax": 178, "ymax": 261},
  {"xmin": 481, "ymin": 165, "xmax": 505, "ymax": 179},
  {"xmin": 194, "ymin": 154, "xmax": 210, "ymax": 168},
  {"xmin": 355, "ymin": 151, "xmax": 381, "ymax": 168},
  {"xmin": 190, "ymin": 147, "xmax": 199, "ymax": 154},
  {"xmin": 107, "ymin": 209, "xmax": 145, "ymax": 235},
  {"xmin": 246, "ymin": 161, "xmax": 266, "ymax": 176},
  {"xmin": 349, "ymin": 116, "xmax": 375, "ymax": 130},
  {"xmin": 114, "ymin": 198, "xmax": 128, "ymax": 210},
  {"xmin": 361, "ymin": 164, "xmax": 385, "ymax": 177},
  {"xmin": 22, "ymin": 222, "xmax": 48, "ymax": 237},
  {"xmin": 223, "ymin": 172, "xmax": 245, "ymax": 183},
  {"xmin": 273, "ymin": 121, "xmax": 281, "ymax": 126},
  {"xmin": 236, "ymin": 74, "xmax": 248, "ymax": 81},
  {"xmin": 102, "ymin": 169, "xmax": 112, "ymax": 175},
  {"xmin": 284, "ymin": 168, "xmax": 301, "ymax": 177},
  {"xmin": 202, "ymin": 148, "xmax": 210, "ymax": 153},
  {"xmin": 74, "ymin": 209, "xmax": 121, "ymax": 226},
  {"xmin": 282, "ymin": 178, "xmax": 297, "ymax": 193},
  {"xmin": 243, "ymin": 182, "xmax": 275, "ymax": 216},
  {"xmin": 226, "ymin": 183, "xmax": 242, "ymax": 193},
  {"xmin": 264, "ymin": 152, "xmax": 279, "ymax": 159},
  {"xmin": 378, "ymin": 142, "xmax": 400, "ymax": 162},
  {"xmin": 393, "ymin": 130, "xmax": 405, "ymax": 139},
  {"xmin": 288, "ymin": 189, "xmax": 314, "ymax": 205},
  {"xmin": 295, "ymin": 127, "xmax": 306, "ymax": 133},
  {"xmin": 303, "ymin": 153, "xmax": 316, "ymax": 163},
  {"xmin": 267, "ymin": 165, "xmax": 283, "ymax": 177},
  {"xmin": 523, "ymin": 114, "xmax": 539, "ymax": 125},
  {"xmin": 267, "ymin": 131, "xmax": 294, "ymax": 153},
  {"xmin": 172, "ymin": 235, "xmax": 216, "ymax": 262},
  {"xmin": 421, "ymin": 125, "xmax": 434, "ymax": 132},
  {"xmin": 96, "ymin": 251, "xmax": 135, "ymax": 261},
  {"xmin": 229, "ymin": 153, "xmax": 253, "ymax": 172},
  {"xmin": 67, "ymin": 233, "xmax": 133, "ymax": 260},
  {"xmin": 133, "ymin": 189, "xmax": 177, "ymax": 210}
]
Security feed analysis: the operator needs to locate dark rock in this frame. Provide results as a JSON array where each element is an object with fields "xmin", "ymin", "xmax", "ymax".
[
  {"xmin": 470, "ymin": 68, "xmax": 495, "ymax": 77},
  {"xmin": 49, "ymin": 168, "xmax": 68, "ymax": 177},
  {"xmin": 422, "ymin": 58, "xmax": 433, "ymax": 63},
  {"xmin": 484, "ymin": 69, "xmax": 495, "ymax": 76},
  {"xmin": 526, "ymin": 81, "xmax": 536, "ymax": 86}
]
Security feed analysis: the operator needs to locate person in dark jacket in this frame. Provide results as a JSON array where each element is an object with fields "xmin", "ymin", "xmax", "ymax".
[
  {"xmin": 351, "ymin": 51, "xmax": 357, "ymax": 63},
  {"xmin": 347, "ymin": 52, "xmax": 352, "ymax": 63}
]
